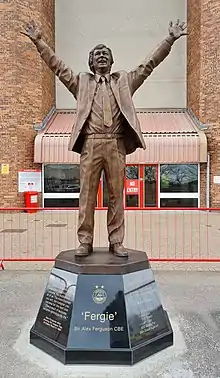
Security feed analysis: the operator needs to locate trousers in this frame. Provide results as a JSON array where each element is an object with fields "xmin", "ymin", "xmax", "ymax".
[{"xmin": 77, "ymin": 134, "xmax": 125, "ymax": 245}]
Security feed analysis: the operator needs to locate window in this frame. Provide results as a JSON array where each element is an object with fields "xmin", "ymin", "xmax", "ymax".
[
  {"xmin": 43, "ymin": 164, "xmax": 199, "ymax": 209},
  {"xmin": 44, "ymin": 198, "xmax": 80, "ymax": 208},
  {"xmin": 144, "ymin": 166, "xmax": 157, "ymax": 207},
  {"xmin": 102, "ymin": 165, "xmax": 157, "ymax": 208},
  {"xmin": 44, "ymin": 164, "xmax": 80, "ymax": 193},
  {"xmin": 160, "ymin": 164, "xmax": 198, "ymax": 193},
  {"xmin": 103, "ymin": 172, "xmax": 109, "ymax": 208},
  {"xmin": 159, "ymin": 164, "xmax": 199, "ymax": 208},
  {"xmin": 160, "ymin": 198, "xmax": 198, "ymax": 208},
  {"xmin": 44, "ymin": 164, "xmax": 80, "ymax": 208},
  {"xmin": 126, "ymin": 165, "xmax": 139, "ymax": 207},
  {"xmin": 103, "ymin": 165, "xmax": 140, "ymax": 208}
]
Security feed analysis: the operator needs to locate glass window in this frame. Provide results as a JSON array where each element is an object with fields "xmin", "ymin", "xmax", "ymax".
[
  {"xmin": 44, "ymin": 164, "xmax": 81, "ymax": 208},
  {"xmin": 103, "ymin": 172, "xmax": 109, "ymax": 207},
  {"xmin": 103, "ymin": 166, "xmax": 140, "ymax": 208},
  {"xmin": 126, "ymin": 166, "xmax": 138, "ymax": 180},
  {"xmin": 44, "ymin": 164, "xmax": 80, "ymax": 194},
  {"xmin": 160, "ymin": 198, "xmax": 198, "ymax": 208},
  {"xmin": 160, "ymin": 164, "xmax": 198, "ymax": 193},
  {"xmin": 144, "ymin": 166, "xmax": 156, "ymax": 207},
  {"xmin": 159, "ymin": 164, "xmax": 199, "ymax": 209},
  {"xmin": 44, "ymin": 198, "xmax": 79, "ymax": 208},
  {"xmin": 126, "ymin": 166, "xmax": 139, "ymax": 207}
]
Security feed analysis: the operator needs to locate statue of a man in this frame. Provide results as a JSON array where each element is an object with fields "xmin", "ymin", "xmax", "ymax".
[{"xmin": 22, "ymin": 19, "xmax": 187, "ymax": 258}]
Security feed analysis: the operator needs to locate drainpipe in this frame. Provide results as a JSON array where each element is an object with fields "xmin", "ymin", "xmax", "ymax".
[
  {"xmin": 206, "ymin": 153, "xmax": 210, "ymax": 208},
  {"xmin": 34, "ymin": 106, "xmax": 56, "ymax": 131}
]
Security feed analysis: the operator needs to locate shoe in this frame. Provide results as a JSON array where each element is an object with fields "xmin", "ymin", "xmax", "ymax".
[
  {"xmin": 75, "ymin": 243, "xmax": 93, "ymax": 257},
  {"xmin": 109, "ymin": 243, "xmax": 128, "ymax": 258}
]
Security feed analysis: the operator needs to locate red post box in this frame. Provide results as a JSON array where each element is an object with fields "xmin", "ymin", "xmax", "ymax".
[{"xmin": 24, "ymin": 191, "xmax": 38, "ymax": 213}]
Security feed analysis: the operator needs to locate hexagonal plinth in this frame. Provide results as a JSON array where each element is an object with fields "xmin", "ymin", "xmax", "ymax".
[
  {"xmin": 55, "ymin": 248, "xmax": 151, "ymax": 275},
  {"xmin": 30, "ymin": 248, "xmax": 173, "ymax": 365}
]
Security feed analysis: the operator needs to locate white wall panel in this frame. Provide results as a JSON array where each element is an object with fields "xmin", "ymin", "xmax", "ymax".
[{"xmin": 55, "ymin": 0, "xmax": 187, "ymax": 109}]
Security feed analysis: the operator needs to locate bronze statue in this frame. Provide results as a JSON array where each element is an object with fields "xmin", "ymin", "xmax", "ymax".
[{"xmin": 22, "ymin": 19, "xmax": 187, "ymax": 258}]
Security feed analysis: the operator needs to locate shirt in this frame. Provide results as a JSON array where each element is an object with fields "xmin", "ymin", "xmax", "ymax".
[{"xmin": 82, "ymin": 73, "xmax": 125, "ymax": 134}]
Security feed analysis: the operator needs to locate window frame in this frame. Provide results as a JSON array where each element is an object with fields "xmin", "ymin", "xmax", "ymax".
[
  {"xmin": 42, "ymin": 163, "xmax": 200, "ymax": 209},
  {"xmin": 100, "ymin": 163, "xmax": 158, "ymax": 209},
  {"xmin": 158, "ymin": 164, "xmax": 200, "ymax": 207},
  {"xmin": 42, "ymin": 164, "xmax": 81, "ymax": 208}
]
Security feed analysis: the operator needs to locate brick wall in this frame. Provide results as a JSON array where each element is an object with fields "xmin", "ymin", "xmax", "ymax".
[
  {"xmin": 1, "ymin": 0, "xmax": 219, "ymax": 208},
  {"xmin": 187, "ymin": 0, "xmax": 220, "ymax": 207},
  {"xmin": 0, "ymin": 0, "xmax": 55, "ymax": 208},
  {"xmin": 200, "ymin": 164, "xmax": 206, "ymax": 208}
]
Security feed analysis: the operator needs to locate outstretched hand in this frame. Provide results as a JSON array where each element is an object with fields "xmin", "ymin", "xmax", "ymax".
[
  {"xmin": 21, "ymin": 20, "xmax": 42, "ymax": 42},
  {"xmin": 168, "ymin": 19, "xmax": 187, "ymax": 40}
]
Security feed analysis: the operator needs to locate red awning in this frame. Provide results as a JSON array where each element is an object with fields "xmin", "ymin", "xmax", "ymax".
[{"xmin": 34, "ymin": 110, "xmax": 207, "ymax": 164}]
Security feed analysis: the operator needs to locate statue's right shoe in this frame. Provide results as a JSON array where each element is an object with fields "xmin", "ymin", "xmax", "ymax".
[{"xmin": 74, "ymin": 243, "xmax": 93, "ymax": 257}]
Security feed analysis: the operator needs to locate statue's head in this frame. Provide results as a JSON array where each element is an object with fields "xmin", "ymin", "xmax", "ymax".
[{"xmin": 88, "ymin": 44, "xmax": 114, "ymax": 74}]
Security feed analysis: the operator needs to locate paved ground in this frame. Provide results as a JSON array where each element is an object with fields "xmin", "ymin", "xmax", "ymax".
[
  {"xmin": 1, "ymin": 270, "xmax": 220, "ymax": 377},
  {"xmin": 1, "ymin": 210, "xmax": 220, "ymax": 261}
]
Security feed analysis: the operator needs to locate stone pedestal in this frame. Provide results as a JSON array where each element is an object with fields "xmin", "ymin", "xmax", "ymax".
[{"xmin": 30, "ymin": 248, "xmax": 173, "ymax": 365}]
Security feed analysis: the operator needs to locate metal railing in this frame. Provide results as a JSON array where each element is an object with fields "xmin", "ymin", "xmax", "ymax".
[{"xmin": 0, "ymin": 207, "xmax": 220, "ymax": 266}]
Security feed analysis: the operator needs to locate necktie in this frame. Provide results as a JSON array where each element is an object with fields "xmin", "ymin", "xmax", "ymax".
[{"xmin": 100, "ymin": 76, "xmax": 112, "ymax": 127}]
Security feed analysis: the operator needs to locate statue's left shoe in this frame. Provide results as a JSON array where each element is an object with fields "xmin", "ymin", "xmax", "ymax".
[{"xmin": 109, "ymin": 243, "xmax": 128, "ymax": 258}]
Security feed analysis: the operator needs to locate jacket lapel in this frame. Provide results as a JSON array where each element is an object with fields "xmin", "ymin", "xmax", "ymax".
[
  {"xmin": 88, "ymin": 77, "xmax": 97, "ymax": 108},
  {"xmin": 110, "ymin": 77, "xmax": 121, "ymax": 108}
]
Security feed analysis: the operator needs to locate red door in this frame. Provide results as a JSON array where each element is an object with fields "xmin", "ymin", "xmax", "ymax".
[{"xmin": 97, "ymin": 165, "xmax": 158, "ymax": 209}]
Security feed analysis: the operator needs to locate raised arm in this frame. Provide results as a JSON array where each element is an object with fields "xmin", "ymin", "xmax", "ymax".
[
  {"xmin": 21, "ymin": 21, "xmax": 78, "ymax": 98},
  {"xmin": 128, "ymin": 20, "xmax": 187, "ymax": 95}
]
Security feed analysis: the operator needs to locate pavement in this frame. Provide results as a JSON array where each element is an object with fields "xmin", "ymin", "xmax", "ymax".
[{"xmin": 1, "ymin": 269, "xmax": 220, "ymax": 377}]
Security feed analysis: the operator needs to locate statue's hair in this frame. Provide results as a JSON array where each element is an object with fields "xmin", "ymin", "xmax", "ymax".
[{"xmin": 88, "ymin": 44, "xmax": 114, "ymax": 73}]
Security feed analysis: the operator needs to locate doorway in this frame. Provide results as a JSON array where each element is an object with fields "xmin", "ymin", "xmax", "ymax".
[{"xmin": 99, "ymin": 164, "xmax": 158, "ymax": 209}]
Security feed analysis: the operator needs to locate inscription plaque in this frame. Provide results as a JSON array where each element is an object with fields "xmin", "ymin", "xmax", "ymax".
[
  {"xmin": 68, "ymin": 274, "xmax": 129, "ymax": 349},
  {"xmin": 33, "ymin": 268, "xmax": 77, "ymax": 346},
  {"xmin": 124, "ymin": 270, "xmax": 170, "ymax": 347}
]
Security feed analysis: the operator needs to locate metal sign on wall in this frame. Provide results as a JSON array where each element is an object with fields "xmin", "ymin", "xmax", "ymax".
[
  {"xmin": 125, "ymin": 179, "xmax": 139, "ymax": 195},
  {"xmin": 214, "ymin": 176, "xmax": 220, "ymax": 184},
  {"xmin": 18, "ymin": 170, "xmax": 42, "ymax": 192},
  {"xmin": 1, "ymin": 164, "xmax": 9, "ymax": 175}
]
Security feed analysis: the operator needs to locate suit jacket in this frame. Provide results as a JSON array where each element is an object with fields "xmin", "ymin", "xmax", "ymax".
[{"xmin": 37, "ymin": 37, "xmax": 174, "ymax": 155}]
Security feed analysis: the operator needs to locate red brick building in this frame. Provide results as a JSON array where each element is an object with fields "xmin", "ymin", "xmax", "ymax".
[{"xmin": 0, "ymin": 0, "xmax": 220, "ymax": 209}]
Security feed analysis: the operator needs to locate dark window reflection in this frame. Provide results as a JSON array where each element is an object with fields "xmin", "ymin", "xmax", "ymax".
[
  {"xmin": 160, "ymin": 164, "xmax": 198, "ymax": 193},
  {"xmin": 44, "ymin": 164, "xmax": 80, "ymax": 194},
  {"xmin": 126, "ymin": 166, "xmax": 138, "ymax": 180},
  {"xmin": 103, "ymin": 172, "xmax": 109, "ymax": 207},
  {"xmin": 144, "ymin": 166, "xmax": 156, "ymax": 207},
  {"xmin": 160, "ymin": 198, "xmax": 198, "ymax": 208},
  {"xmin": 104, "ymin": 166, "xmax": 140, "ymax": 207},
  {"xmin": 126, "ymin": 166, "xmax": 139, "ymax": 208},
  {"xmin": 126, "ymin": 195, "xmax": 138, "ymax": 207},
  {"xmin": 44, "ymin": 198, "xmax": 79, "ymax": 208}
]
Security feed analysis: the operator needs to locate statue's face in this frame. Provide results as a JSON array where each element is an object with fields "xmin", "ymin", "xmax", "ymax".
[{"xmin": 92, "ymin": 47, "xmax": 112, "ymax": 74}]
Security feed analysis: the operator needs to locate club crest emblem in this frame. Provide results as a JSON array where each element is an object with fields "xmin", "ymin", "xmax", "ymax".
[{"xmin": 92, "ymin": 285, "xmax": 107, "ymax": 304}]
